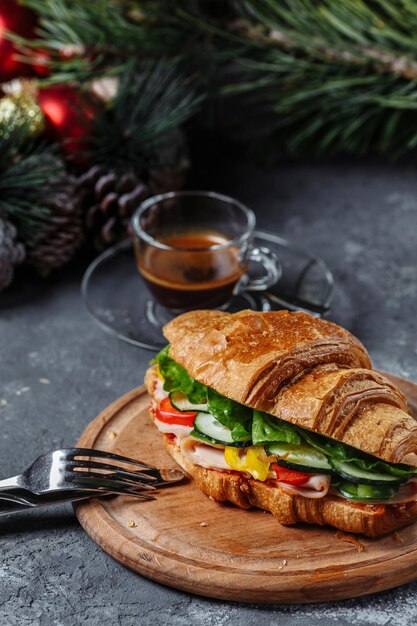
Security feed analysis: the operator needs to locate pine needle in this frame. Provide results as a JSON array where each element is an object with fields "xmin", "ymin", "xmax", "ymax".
[
  {"xmin": 0, "ymin": 122, "xmax": 68, "ymax": 246},
  {"xmin": 88, "ymin": 60, "xmax": 203, "ymax": 171}
]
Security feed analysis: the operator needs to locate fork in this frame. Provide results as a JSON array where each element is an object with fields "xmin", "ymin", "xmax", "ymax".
[{"xmin": 0, "ymin": 448, "xmax": 184, "ymax": 514}]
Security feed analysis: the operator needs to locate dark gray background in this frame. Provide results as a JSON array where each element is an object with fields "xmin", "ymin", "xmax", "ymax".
[{"xmin": 1, "ymin": 157, "xmax": 417, "ymax": 625}]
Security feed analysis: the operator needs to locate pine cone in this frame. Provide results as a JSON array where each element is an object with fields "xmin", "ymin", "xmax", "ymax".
[
  {"xmin": 27, "ymin": 177, "xmax": 83, "ymax": 277},
  {"xmin": 76, "ymin": 165, "xmax": 150, "ymax": 252},
  {"xmin": 76, "ymin": 161, "xmax": 190, "ymax": 252},
  {"xmin": 0, "ymin": 217, "xmax": 25, "ymax": 290}
]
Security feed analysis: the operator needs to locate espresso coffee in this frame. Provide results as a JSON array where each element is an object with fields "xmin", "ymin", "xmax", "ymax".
[{"xmin": 136, "ymin": 231, "xmax": 245, "ymax": 310}]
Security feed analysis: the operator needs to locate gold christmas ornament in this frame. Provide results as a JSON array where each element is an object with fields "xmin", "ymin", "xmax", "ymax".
[{"xmin": 0, "ymin": 91, "xmax": 45, "ymax": 141}]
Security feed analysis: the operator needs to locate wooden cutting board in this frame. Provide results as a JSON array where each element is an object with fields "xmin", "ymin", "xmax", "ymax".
[{"xmin": 75, "ymin": 372, "xmax": 417, "ymax": 604}]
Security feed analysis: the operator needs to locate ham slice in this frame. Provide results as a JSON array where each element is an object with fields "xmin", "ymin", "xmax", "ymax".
[
  {"xmin": 180, "ymin": 437, "xmax": 229, "ymax": 470},
  {"xmin": 386, "ymin": 481, "xmax": 417, "ymax": 504},
  {"xmin": 153, "ymin": 416, "xmax": 193, "ymax": 441},
  {"xmin": 277, "ymin": 474, "xmax": 331, "ymax": 499}
]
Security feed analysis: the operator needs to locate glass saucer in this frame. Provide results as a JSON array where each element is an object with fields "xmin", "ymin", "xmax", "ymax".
[{"xmin": 81, "ymin": 230, "xmax": 334, "ymax": 351}]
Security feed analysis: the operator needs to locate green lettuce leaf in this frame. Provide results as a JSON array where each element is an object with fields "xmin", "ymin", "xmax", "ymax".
[
  {"xmin": 151, "ymin": 345, "xmax": 207, "ymax": 404},
  {"xmin": 252, "ymin": 410, "xmax": 301, "ymax": 445},
  {"xmin": 206, "ymin": 387, "xmax": 252, "ymax": 441},
  {"xmin": 301, "ymin": 430, "xmax": 354, "ymax": 462},
  {"xmin": 302, "ymin": 430, "xmax": 414, "ymax": 477}
]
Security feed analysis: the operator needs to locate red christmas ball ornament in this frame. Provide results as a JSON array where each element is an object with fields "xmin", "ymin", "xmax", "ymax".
[
  {"xmin": 37, "ymin": 85, "xmax": 97, "ymax": 163},
  {"xmin": 0, "ymin": 0, "xmax": 38, "ymax": 81}
]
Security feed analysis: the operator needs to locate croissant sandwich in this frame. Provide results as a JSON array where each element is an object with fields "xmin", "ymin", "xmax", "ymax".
[{"xmin": 145, "ymin": 309, "xmax": 417, "ymax": 537}]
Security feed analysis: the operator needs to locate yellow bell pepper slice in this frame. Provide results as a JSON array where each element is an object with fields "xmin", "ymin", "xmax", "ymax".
[
  {"xmin": 224, "ymin": 446, "xmax": 270, "ymax": 481},
  {"xmin": 246, "ymin": 446, "xmax": 270, "ymax": 481},
  {"xmin": 224, "ymin": 446, "xmax": 246, "ymax": 471}
]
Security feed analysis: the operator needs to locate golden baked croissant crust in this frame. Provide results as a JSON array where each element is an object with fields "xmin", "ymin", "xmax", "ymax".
[{"xmin": 164, "ymin": 310, "xmax": 417, "ymax": 466}]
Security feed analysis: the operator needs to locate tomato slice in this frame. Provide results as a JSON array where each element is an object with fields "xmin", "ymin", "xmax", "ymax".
[
  {"xmin": 155, "ymin": 397, "xmax": 197, "ymax": 427},
  {"xmin": 271, "ymin": 463, "xmax": 311, "ymax": 485}
]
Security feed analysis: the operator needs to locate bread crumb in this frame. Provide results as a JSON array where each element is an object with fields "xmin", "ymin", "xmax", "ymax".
[
  {"xmin": 108, "ymin": 430, "xmax": 118, "ymax": 439},
  {"xmin": 0, "ymin": 399, "xmax": 7, "ymax": 406},
  {"xmin": 200, "ymin": 522, "xmax": 208, "ymax": 527},
  {"xmin": 208, "ymin": 496, "xmax": 215, "ymax": 501},
  {"xmin": 39, "ymin": 378, "xmax": 50, "ymax": 384},
  {"xmin": 16, "ymin": 386, "xmax": 30, "ymax": 396},
  {"xmin": 127, "ymin": 519, "xmax": 137, "ymax": 528},
  {"xmin": 278, "ymin": 559, "xmax": 287, "ymax": 570},
  {"xmin": 336, "ymin": 531, "xmax": 364, "ymax": 552}
]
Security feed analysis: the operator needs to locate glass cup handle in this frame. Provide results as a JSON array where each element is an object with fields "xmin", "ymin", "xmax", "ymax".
[{"xmin": 241, "ymin": 246, "xmax": 282, "ymax": 292}]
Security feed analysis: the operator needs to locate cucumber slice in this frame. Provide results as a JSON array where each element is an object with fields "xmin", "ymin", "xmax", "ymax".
[
  {"xmin": 337, "ymin": 481, "xmax": 399, "ymax": 502},
  {"xmin": 190, "ymin": 431, "xmax": 225, "ymax": 448},
  {"xmin": 274, "ymin": 459, "xmax": 318, "ymax": 474},
  {"xmin": 330, "ymin": 459, "xmax": 406, "ymax": 486},
  {"xmin": 193, "ymin": 413, "xmax": 252, "ymax": 448},
  {"xmin": 169, "ymin": 391, "xmax": 208, "ymax": 413},
  {"xmin": 266, "ymin": 443, "xmax": 332, "ymax": 474}
]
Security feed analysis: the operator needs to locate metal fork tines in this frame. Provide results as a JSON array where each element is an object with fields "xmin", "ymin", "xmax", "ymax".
[
  {"xmin": 65, "ymin": 448, "xmax": 181, "ymax": 490},
  {"xmin": 0, "ymin": 447, "xmax": 185, "ymax": 513}
]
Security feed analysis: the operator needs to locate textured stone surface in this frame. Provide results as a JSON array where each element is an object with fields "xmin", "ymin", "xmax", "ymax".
[{"xmin": 1, "ymin": 158, "xmax": 417, "ymax": 625}]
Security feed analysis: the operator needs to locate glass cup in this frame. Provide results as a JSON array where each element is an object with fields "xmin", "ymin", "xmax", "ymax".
[{"xmin": 131, "ymin": 191, "xmax": 280, "ymax": 312}]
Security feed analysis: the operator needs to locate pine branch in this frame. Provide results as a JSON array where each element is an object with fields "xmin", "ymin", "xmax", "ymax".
[
  {"xmin": 17, "ymin": 0, "xmax": 218, "ymax": 83},
  {"xmin": 16, "ymin": 0, "xmax": 417, "ymax": 158},
  {"xmin": 22, "ymin": 0, "xmax": 160, "ymax": 51},
  {"xmin": 0, "ymin": 124, "xmax": 68, "ymax": 246},
  {"xmin": 236, "ymin": 1, "xmax": 417, "ymax": 80},
  {"xmin": 88, "ymin": 60, "xmax": 203, "ymax": 171},
  {"xmin": 194, "ymin": 0, "xmax": 417, "ymax": 158}
]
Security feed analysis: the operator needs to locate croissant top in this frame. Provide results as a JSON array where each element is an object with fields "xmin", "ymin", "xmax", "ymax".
[{"xmin": 163, "ymin": 309, "xmax": 417, "ymax": 466}]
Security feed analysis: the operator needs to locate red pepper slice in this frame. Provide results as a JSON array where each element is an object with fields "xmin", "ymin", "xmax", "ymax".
[
  {"xmin": 155, "ymin": 396, "xmax": 197, "ymax": 427},
  {"xmin": 272, "ymin": 463, "xmax": 311, "ymax": 485}
]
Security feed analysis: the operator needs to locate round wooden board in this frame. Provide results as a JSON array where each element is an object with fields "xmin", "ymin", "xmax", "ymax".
[{"xmin": 75, "ymin": 372, "xmax": 417, "ymax": 604}]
